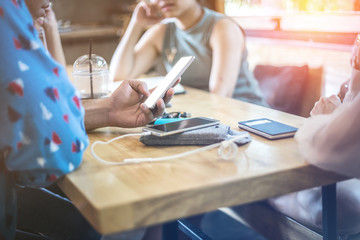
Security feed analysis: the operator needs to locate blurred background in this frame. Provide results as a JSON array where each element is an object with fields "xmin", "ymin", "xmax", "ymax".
[{"xmin": 52, "ymin": 0, "xmax": 360, "ymax": 97}]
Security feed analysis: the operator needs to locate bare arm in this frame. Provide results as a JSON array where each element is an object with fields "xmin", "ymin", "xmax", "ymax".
[
  {"xmin": 301, "ymin": 37, "xmax": 360, "ymax": 177},
  {"xmin": 310, "ymin": 95, "xmax": 341, "ymax": 116},
  {"xmin": 109, "ymin": 2, "xmax": 165, "ymax": 81},
  {"xmin": 82, "ymin": 80, "xmax": 176, "ymax": 131},
  {"xmin": 37, "ymin": 8, "xmax": 66, "ymax": 66},
  {"xmin": 208, "ymin": 18, "xmax": 244, "ymax": 97},
  {"xmin": 296, "ymin": 94, "xmax": 360, "ymax": 178}
]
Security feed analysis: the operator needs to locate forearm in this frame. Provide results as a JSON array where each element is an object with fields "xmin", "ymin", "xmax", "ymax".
[
  {"xmin": 209, "ymin": 75, "xmax": 236, "ymax": 97},
  {"xmin": 42, "ymin": 21, "xmax": 66, "ymax": 66},
  {"xmin": 82, "ymin": 98, "xmax": 111, "ymax": 131},
  {"xmin": 209, "ymin": 50, "xmax": 241, "ymax": 97},
  {"xmin": 296, "ymin": 95, "xmax": 360, "ymax": 177},
  {"xmin": 345, "ymin": 34, "xmax": 360, "ymax": 102},
  {"xmin": 109, "ymin": 19, "xmax": 145, "ymax": 81},
  {"xmin": 208, "ymin": 42, "xmax": 241, "ymax": 97},
  {"xmin": 209, "ymin": 18, "xmax": 243, "ymax": 97},
  {"xmin": 343, "ymin": 69, "xmax": 360, "ymax": 103}
]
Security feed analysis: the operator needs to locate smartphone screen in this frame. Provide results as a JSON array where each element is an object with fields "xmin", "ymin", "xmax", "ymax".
[{"xmin": 143, "ymin": 117, "xmax": 219, "ymax": 136}]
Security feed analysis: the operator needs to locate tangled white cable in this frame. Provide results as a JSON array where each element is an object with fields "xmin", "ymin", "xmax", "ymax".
[
  {"xmin": 91, "ymin": 132, "xmax": 251, "ymax": 165},
  {"xmin": 218, "ymin": 140, "xmax": 239, "ymax": 160}
]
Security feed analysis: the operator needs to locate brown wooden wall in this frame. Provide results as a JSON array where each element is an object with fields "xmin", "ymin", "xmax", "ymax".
[{"xmin": 203, "ymin": 0, "xmax": 225, "ymax": 13}]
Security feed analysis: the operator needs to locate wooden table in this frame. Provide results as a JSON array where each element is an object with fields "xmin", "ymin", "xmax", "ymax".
[{"xmin": 58, "ymin": 87, "xmax": 346, "ymax": 238}]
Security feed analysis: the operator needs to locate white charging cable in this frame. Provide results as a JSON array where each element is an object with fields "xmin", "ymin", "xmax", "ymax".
[
  {"xmin": 91, "ymin": 132, "xmax": 251, "ymax": 165},
  {"xmin": 90, "ymin": 133, "xmax": 150, "ymax": 165}
]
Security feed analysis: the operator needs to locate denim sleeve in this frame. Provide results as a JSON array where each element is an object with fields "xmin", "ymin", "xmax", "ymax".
[{"xmin": 0, "ymin": 0, "xmax": 89, "ymax": 187}]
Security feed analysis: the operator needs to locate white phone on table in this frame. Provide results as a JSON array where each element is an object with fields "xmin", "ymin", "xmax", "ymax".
[
  {"xmin": 143, "ymin": 117, "xmax": 219, "ymax": 137},
  {"xmin": 144, "ymin": 56, "xmax": 195, "ymax": 109}
]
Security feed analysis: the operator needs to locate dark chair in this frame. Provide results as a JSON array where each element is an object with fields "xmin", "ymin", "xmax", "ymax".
[
  {"xmin": 227, "ymin": 201, "xmax": 323, "ymax": 240},
  {"xmin": 254, "ymin": 64, "xmax": 323, "ymax": 117},
  {"xmin": 236, "ymin": 65, "xmax": 330, "ymax": 240},
  {"xmin": 16, "ymin": 186, "xmax": 101, "ymax": 240}
]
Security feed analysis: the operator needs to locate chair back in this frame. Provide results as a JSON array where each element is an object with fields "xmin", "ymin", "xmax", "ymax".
[{"xmin": 254, "ymin": 64, "xmax": 323, "ymax": 117}]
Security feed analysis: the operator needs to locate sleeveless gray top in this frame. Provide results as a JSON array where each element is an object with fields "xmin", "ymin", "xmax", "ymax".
[{"xmin": 162, "ymin": 7, "xmax": 266, "ymax": 106}]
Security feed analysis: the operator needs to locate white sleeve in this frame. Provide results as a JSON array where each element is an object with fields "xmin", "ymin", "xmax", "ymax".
[{"xmin": 295, "ymin": 94, "xmax": 360, "ymax": 178}]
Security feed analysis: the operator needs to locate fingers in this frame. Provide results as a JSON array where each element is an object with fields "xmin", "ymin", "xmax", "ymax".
[
  {"xmin": 172, "ymin": 78, "xmax": 181, "ymax": 88},
  {"xmin": 351, "ymin": 34, "xmax": 360, "ymax": 70},
  {"xmin": 140, "ymin": 102, "xmax": 152, "ymax": 116},
  {"xmin": 127, "ymin": 80, "xmax": 150, "ymax": 97},
  {"xmin": 151, "ymin": 88, "xmax": 174, "ymax": 118},
  {"xmin": 310, "ymin": 100, "xmax": 326, "ymax": 116},
  {"xmin": 140, "ymin": 98, "xmax": 165, "ymax": 117},
  {"xmin": 147, "ymin": 86, "xmax": 175, "ymax": 104},
  {"xmin": 147, "ymin": 77, "xmax": 178, "ymax": 104},
  {"xmin": 140, "ymin": 0, "xmax": 161, "ymax": 16},
  {"xmin": 35, "ymin": 17, "xmax": 44, "ymax": 28},
  {"xmin": 328, "ymin": 94, "xmax": 341, "ymax": 104},
  {"xmin": 355, "ymin": 34, "xmax": 360, "ymax": 69},
  {"xmin": 147, "ymin": 4, "xmax": 162, "ymax": 18},
  {"xmin": 310, "ymin": 95, "xmax": 341, "ymax": 116},
  {"xmin": 153, "ymin": 99, "xmax": 166, "ymax": 118},
  {"xmin": 311, "ymin": 98, "xmax": 324, "ymax": 115},
  {"xmin": 138, "ymin": 1, "xmax": 163, "ymax": 22},
  {"xmin": 349, "ymin": 69, "xmax": 360, "ymax": 93},
  {"xmin": 163, "ymin": 88, "xmax": 175, "ymax": 105},
  {"xmin": 337, "ymin": 79, "xmax": 350, "ymax": 102},
  {"xmin": 140, "ymin": 97, "xmax": 167, "ymax": 121},
  {"xmin": 135, "ymin": 77, "xmax": 176, "ymax": 120},
  {"xmin": 349, "ymin": 36, "xmax": 360, "ymax": 94}
]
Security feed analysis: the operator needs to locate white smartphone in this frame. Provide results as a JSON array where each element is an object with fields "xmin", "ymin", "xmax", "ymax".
[
  {"xmin": 143, "ymin": 117, "xmax": 220, "ymax": 137},
  {"xmin": 144, "ymin": 56, "xmax": 195, "ymax": 109}
]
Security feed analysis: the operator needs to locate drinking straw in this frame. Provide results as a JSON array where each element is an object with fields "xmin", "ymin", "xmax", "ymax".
[{"xmin": 89, "ymin": 39, "xmax": 94, "ymax": 98}]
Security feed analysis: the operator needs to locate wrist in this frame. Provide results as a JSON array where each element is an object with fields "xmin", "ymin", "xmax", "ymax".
[
  {"xmin": 82, "ymin": 98, "xmax": 111, "ymax": 130},
  {"xmin": 350, "ymin": 68, "xmax": 360, "ymax": 92},
  {"xmin": 129, "ymin": 16, "xmax": 147, "ymax": 31},
  {"xmin": 42, "ymin": 21, "xmax": 58, "ymax": 34},
  {"xmin": 354, "ymin": 61, "xmax": 360, "ymax": 71}
]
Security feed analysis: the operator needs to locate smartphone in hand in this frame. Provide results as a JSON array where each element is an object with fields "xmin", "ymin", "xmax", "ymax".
[{"xmin": 144, "ymin": 56, "xmax": 195, "ymax": 109}]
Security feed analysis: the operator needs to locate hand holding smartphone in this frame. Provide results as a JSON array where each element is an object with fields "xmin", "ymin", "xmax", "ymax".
[{"xmin": 144, "ymin": 56, "xmax": 195, "ymax": 109}]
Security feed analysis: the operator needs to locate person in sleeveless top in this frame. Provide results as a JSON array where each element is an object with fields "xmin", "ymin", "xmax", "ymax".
[{"xmin": 110, "ymin": 0, "xmax": 267, "ymax": 106}]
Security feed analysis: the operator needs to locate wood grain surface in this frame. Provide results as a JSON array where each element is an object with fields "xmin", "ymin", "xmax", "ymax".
[{"xmin": 58, "ymin": 86, "xmax": 346, "ymax": 234}]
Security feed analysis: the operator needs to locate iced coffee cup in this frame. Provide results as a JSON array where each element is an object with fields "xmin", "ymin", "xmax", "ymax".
[{"xmin": 72, "ymin": 54, "xmax": 110, "ymax": 99}]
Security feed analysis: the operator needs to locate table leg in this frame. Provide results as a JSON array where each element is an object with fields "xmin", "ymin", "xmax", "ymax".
[{"xmin": 322, "ymin": 184, "xmax": 337, "ymax": 240}]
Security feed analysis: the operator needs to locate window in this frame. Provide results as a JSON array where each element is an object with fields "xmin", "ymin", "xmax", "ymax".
[
  {"xmin": 225, "ymin": 0, "xmax": 360, "ymax": 34},
  {"xmin": 221, "ymin": 0, "xmax": 360, "ymax": 96},
  {"xmin": 226, "ymin": 0, "xmax": 360, "ymax": 14}
]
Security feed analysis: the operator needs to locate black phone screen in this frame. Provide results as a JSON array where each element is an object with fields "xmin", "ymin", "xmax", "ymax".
[{"xmin": 148, "ymin": 117, "xmax": 218, "ymax": 133}]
